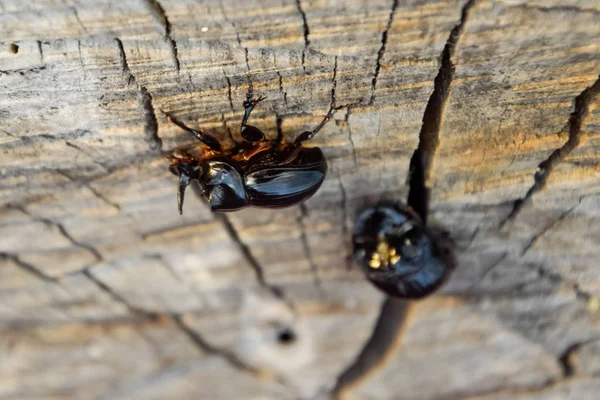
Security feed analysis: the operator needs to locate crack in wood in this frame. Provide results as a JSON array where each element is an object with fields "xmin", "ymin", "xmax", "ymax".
[
  {"xmin": 558, "ymin": 342, "xmax": 580, "ymax": 377},
  {"xmin": 345, "ymin": 110, "xmax": 358, "ymax": 168},
  {"xmin": 82, "ymin": 267, "xmax": 157, "ymax": 318},
  {"xmin": 171, "ymin": 314, "xmax": 267, "ymax": 378},
  {"xmin": 115, "ymin": 38, "xmax": 163, "ymax": 153},
  {"xmin": 222, "ymin": 69, "xmax": 235, "ymax": 112},
  {"xmin": 71, "ymin": 7, "xmax": 88, "ymax": 34},
  {"xmin": 36, "ymin": 40, "xmax": 43, "ymax": 63},
  {"xmin": 11, "ymin": 204, "xmax": 103, "ymax": 263},
  {"xmin": 331, "ymin": 56, "xmax": 338, "ymax": 103},
  {"xmin": 273, "ymin": 54, "xmax": 288, "ymax": 106},
  {"xmin": 142, "ymin": 0, "xmax": 180, "ymax": 71},
  {"xmin": 502, "ymin": 75, "xmax": 600, "ymax": 225},
  {"xmin": 499, "ymin": 2, "xmax": 600, "ymax": 15},
  {"xmin": 138, "ymin": 86, "xmax": 162, "ymax": 152},
  {"xmin": 407, "ymin": 0, "xmax": 477, "ymax": 224},
  {"xmin": 294, "ymin": 0, "xmax": 310, "ymax": 72},
  {"xmin": 337, "ymin": 176, "xmax": 352, "ymax": 270},
  {"xmin": 153, "ymin": 254, "xmax": 206, "ymax": 306},
  {"xmin": 331, "ymin": 298, "xmax": 411, "ymax": 399},
  {"xmin": 369, "ymin": 0, "xmax": 398, "ymax": 105},
  {"xmin": 469, "ymin": 252, "xmax": 509, "ymax": 291},
  {"xmin": 212, "ymin": 210, "xmax": 295, "ymax": 311},
  {"xmin": 221, "ymin": 112, "xmax": 237, "ymax": 145},
  {"xmin": 56, "ymin": 169, "xmax": 121, "ymax": 212},
  {"xmin": 297, "ymin": 204, "xmax": 321, "ymax": 287},
  {"xmin": 521, "ymin": 197, "xmax": 583, "ymax": 257},
  {"xmin": 0, "ymin": 253, "xmax": 57, "ymax": 282}
]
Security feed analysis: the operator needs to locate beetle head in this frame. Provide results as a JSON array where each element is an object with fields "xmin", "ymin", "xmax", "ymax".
[{"xmin": 352, "ymin": 204, "xmax": 455, "ymax": 299}]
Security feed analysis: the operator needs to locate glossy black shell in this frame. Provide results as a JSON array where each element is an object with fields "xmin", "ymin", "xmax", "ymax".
[
  {"xmin": 201, "ymin": 146, "xmax": 327, "ymax": 212},
  {"xmin": 352, "ymin": 204, "xmax": 455, "ymax": 299}
]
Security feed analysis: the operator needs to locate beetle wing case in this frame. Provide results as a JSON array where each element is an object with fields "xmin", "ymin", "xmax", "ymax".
[{"xmin": 245, "ymin": 147, "xmax": 327, "ymax": 208}]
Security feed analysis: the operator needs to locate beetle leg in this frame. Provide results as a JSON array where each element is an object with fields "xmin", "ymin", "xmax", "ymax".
[
  {"xmin": 241, "ymin": 82, "xmax": 267, "ymax": 143},
  {"xmin": 165, "ymin": 112, "xmax": 222, "ymax": 151},
  {"xmin": 177, "ymin": 174, "xmax": 191, "ymax": 215},
  {"xmin": 294, "ymin": 101, "xmax": 353, "ymax": 144}
]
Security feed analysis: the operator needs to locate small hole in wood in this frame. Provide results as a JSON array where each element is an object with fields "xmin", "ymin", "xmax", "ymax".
[
  {"xmin": 9, "ymin": 44, "xmax": 19, "ymax": 54},
  {"xmin": 277, "ymin": 328, "xmax": 296, "ymax": 345}
]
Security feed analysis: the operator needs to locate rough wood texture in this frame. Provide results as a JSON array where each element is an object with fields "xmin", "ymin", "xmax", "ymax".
[{"xmin": 1, "ymin": 0, "xmax": 599, "ymax": 399}]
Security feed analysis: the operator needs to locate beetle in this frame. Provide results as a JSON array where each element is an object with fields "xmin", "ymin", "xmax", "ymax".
[
  {"xmin": 166, "ymin": 83, "xmax": 353, "ymax": 214},
  {"xmin": 352, "ymin": 203, "xmax": 455, "ymax": 299}
]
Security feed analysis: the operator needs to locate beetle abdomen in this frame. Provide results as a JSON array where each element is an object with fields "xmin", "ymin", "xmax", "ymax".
[{"xmin": 245, "ymin": 162, "xmax": 327, "ymax": 208}]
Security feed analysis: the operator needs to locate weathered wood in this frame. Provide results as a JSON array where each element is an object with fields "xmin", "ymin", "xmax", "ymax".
[{"xmin": 1, "ymin": 0, "xmax": 600, "ymax": 399}]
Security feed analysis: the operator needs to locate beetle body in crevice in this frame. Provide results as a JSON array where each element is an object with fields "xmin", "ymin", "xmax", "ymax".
[{"xmin": 352, "ymin": 203, "xmax": 455, "ymax": 299}]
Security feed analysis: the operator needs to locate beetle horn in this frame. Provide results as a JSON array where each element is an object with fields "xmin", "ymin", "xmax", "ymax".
[{"xmin": 177, "ymin": 174, "xmax": 191, "ymax": 215}]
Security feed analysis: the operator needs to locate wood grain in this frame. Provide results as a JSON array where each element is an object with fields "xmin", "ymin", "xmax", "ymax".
[{"xmin": 1, "ymin": 0, "xmax": 600, "ymax": 398}]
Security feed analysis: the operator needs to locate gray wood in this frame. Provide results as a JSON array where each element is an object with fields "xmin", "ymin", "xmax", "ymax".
[{"xmin": 1, "ymin": 0, "xmax": 599, "ymax": 398}]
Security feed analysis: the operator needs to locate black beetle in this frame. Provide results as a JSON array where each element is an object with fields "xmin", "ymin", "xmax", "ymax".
[
  {"xmin": 166, "ymin": 83, "xmax": 352, "ymax": 214},
  {"xmin": 352, "ymin": 203, "xmax": 455, "ymax": 299}
]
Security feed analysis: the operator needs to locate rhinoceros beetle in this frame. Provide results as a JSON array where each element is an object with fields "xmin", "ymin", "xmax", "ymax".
[
  {"xmin": 352, "ymin": 203, "xmax": 455, "ymax": 299},
  {"xmin": 166, "ymin": 83, "xmax": 353, "ymax": 214}
]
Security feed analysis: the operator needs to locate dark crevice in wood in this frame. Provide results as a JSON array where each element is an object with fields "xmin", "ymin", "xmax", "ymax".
[
  {"xmin": 500, "ymin": 2, "xmax": 600, "ymax": 15},
  {"xmin": 77, "ymin": 40, "xmax": 84, "ymax": 71},
  {"xmin": 213, "ymin": 211, "xmax": 294, "ymax": 310},
  {"xmin": 171, "ymin": 314, "xmax": 265, "ymax": 378},
  {"xmin": 469, "ymin": 252, "xmax": 508, "ymax": 290},
  {"xmin": 294, "ymin": 0, "xmax": 310, "ymax": 47},
  {"xmin": 338, "ymin": 176, "xmax": 352, "ymax": 270},
  {"xmin": 115, "ymin": 38, "xmax": 163, "ymax": 152},
  {"xmin": 345, "ymin": 110, "xmax": 358, "ymax": 168},
  {"xmin": 114, "ymin": 38, "xmax": 133, "ymax": 84},
  {"xmin": 574, "ymin": 283, "xmax": 596, "ymax": 305},
  {"xmin": 222, "ymin": 70, "xmax": 235, "ymax": 112},
  {"xmin": 331, "ymin": 56, "xmax": 338, "ymax": 103},
  {"xmin": 152, "ymin": 254, "xmax": 206, "ymax": 304},
  {"xmin": 82, "ymin": 268, "xmax": 157, "ymax": 318},
  {"xmin": 11, "ymin": 204, "xmax": 103, "ymax": 263},
  {"xmin": 0, "ymin": 253, "xmax": 57, "ymax": 283},
  {"xmin": 63, "ymin": 142, "xmax": 110, "ymax": 171},
  {"xmin": 221, "ymin": 113, "xmax": 237, "ymax": 145},
  {"xmin": 243, "ymin": 46, "xmax": 251, "ymax": 73},
  {"xmin": 275, "ymin": 114, "xmax": 284, "ymax": 143},
  {"xmin": 56, "ymin": 170, "xmax": 121, "ymax": 212},
  {"xmin": 369, "ymin": 0, "xmax": 398, "ymax": 105},
  {"xmin": 558, "ymin": 343, "xmax": 580, "ymax": 377},
  {"xmin": 142, "ymin": 0, "xmax": 180, "ymax": 71},
  {"xmin": 31, "ymin": 41, "xmax": 44, "ymax": 66},
  {"xmin": 0, "ymin": 65, "xmax": 46, "ymax": 75},
  {"xmin": 297, "ymin": 204, "xmax": 321, "ymax": 287},
  {"xmin": 533, "ymin": 261, "xmax": 600, "ymax": 314},
  {"xmin": 407, "ymin": 0, "xmax": 477, "ymax": 224},
  {"xmin": 294, "ymin": 0, "xmax": 310, "ymax": 72},
  {"xmin": 331, "ymin": 298, "xmax": 410, "ymax": 399},
  {"xmin": 502, "ymin": 74, "xmax": 600, "ymax": 226},
  {"xmin": 70, "ymin": 7, "xmax": 88, "ymax": 34},
  {"xmin": 36, "ymin": 41, "xmax": 43, "ymax": 62},
  {"xmin": 81, "ymin": 268, "xmax": 158, "ymax": 319},
  {"xmin": 521, "ymin": 197, "xmax": 583, "ymax": 256},
  {"xmin": 138, "ymin": 86, "xmax": 162, "ymax": 152},
  {"xmin": 273, "ymin": 54, "xmax": 288, "ymax": 107}
]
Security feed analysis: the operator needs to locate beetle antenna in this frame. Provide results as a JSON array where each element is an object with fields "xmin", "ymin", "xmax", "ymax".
[{"xmin": 177, "ymin": 174, "xmax": 191, "ymax": 215}]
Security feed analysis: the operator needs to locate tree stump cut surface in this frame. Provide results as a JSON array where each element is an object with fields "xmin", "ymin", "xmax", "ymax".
[{"xmin": 1, "ymin": 0, "xmax": 600, "ymax": 399}]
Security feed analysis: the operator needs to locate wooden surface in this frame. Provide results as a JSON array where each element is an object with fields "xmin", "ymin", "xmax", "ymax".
[{"xmin": 1, "ymin": 0, "xmax": 600, "ymax": 399}]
